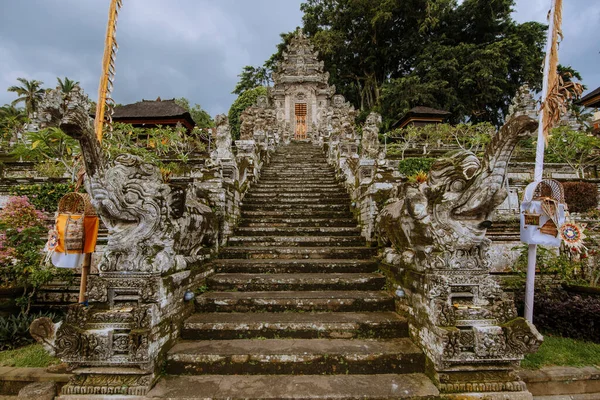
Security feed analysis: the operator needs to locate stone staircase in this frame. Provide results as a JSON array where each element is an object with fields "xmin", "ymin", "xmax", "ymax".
[{"xmin": 148, "ymin": 142, "xmax": 439, "ymax": 399}]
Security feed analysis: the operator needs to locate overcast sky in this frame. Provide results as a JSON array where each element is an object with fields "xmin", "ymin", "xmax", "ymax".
[{"xmin": 1, "ymin": 1, "xmax": 598, "ymax": 117}]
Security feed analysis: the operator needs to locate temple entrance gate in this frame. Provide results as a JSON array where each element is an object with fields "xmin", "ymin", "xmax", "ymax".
[{"xmin": 294, "ymin": 103, "xmax": 307, "ymax": 139}]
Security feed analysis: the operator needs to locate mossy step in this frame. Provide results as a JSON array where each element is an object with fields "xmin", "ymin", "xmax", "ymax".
[
  {"xmin": 165, "ymin": 338, "xmax": 425, "ymax": 375},
  {"xmin": 181, "ymin": 312, "xmax": 408, "ymax": 340},
  {"xmin": 147, "ymin": 374, "xmax": 439, "ymax": 399},
  {"xmin": 241, "ymin": 210, "xmax": 353, "ymax": 218},
  {"xmin": 227, "ymin": 236, "xmax": 365, "ymax": 247},
  {"xmin": 212, "ymin": 259, "xmax": 378, "ymax": 273},
  {"xmin": 238, "ymin": 218, "xmax": 357, "ymax": 228},
  {"xmin": 195, "ymin": 290, "xmax": 394, "ymax": 312},
  {"xmin": 245, "ymin": 192, "xmax": 349, "ymax": 199},
  {"xmin": 241, "ymin": 203, "xmax": 349, "ymax": 212},
  {"xmin": 219, "ymin": 246, "xmax": 377, "ymax": 260},
  {"xmin": 206, "ymin": 273, "xmax": 386, "ymax": 292},
  {"xmin": 234, "ymin": 226, "xmax": 361, "ymax": 236}
]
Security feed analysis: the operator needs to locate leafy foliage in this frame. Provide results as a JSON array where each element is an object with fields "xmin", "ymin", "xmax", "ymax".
[
  {"xmin": 11, "ymin": 127, "xmax": 81, "ymax": 180},
  {"xmin": 0, "ymin": 105, "xmax": 27, "ymax": 149},
  {"xmin": 563, "ymin": 181, "xmax": 599, "ymax": 213},
  {"xmin": 0, "ymin": 312, "xmax": 61, "ymax": 351},
  {"xmin": 0, "ymin": 196, "xmax": 73, "ymax": 313},
  {"xmin": 386, "ymin": 122, "xmax": 495, "ymax": 159},
  {"xmin": 546, "ymin": 126, "xmax": 600, "ymax": 178},
  {"xmin": 174, "ymin": 98, "xmax": 214, "ymax": 129},
  {"xmin": 9, "ymin": 183, "xmax": 78, "ymax": 212},
  {"xmin": 514, "ymin": 288, "xmax": 600, "ymax": 343},
  {"xmin": 298, "ymin": 0, "xmax": 545, "ymax": 127},
  {"xmin": 397, "ymin": 158, "xmax": 437, "ymax": 177},
  {"xmin": 228, "ymin": 86, "xmax": 268, "ymax": 141},
  {"xmin": 6, "ymin": 78, "xmax": 45, "ymax": 117}
]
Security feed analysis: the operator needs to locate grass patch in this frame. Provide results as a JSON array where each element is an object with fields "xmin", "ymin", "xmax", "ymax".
[
  {"xmin": 522, "ymin": 335, "xmax": 600, "ymax": 369},
  {"xmin": 0, "ymin": 344, "xmax": 60, "ymax": 368}
]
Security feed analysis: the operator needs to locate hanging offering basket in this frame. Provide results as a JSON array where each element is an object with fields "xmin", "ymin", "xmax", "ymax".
[{"xmin": 520, "ymin": 179, "xmax": 566, "ymax": 247}]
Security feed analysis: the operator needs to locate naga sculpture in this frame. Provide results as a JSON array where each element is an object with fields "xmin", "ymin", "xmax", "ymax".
[
  {"xmin": 30, "ymin": 86, "xmax": 218, "ymax": 396},
  {"xmin": 377, "ymin": 115, "xmax": 543, "ymax": 397}
]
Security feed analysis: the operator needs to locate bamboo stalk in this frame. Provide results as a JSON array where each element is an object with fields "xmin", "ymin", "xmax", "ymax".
[{"xmin": 94, "ymin": 0, "xmax": 122, "ymax": 143}]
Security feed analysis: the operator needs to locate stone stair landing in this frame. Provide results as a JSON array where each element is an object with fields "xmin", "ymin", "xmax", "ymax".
[{"xmin": 148, "ymin": 142, "xmax": 438, "ymax": 399}]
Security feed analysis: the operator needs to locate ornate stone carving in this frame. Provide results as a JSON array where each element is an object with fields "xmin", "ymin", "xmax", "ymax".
[
  {"xmin": 376, "ymin": 116, "xmax": 543, "ymax": 391},
  {"xmin": 212, "ymin": 114, "xmax": 234, "ymax": 161},
  {"xmin": 31, "ymin": 87, "xmax": 223, "ymax": 396},
  {"xmin": 361, "ymin": 112, "xmax": 381, "ymax": 159}
]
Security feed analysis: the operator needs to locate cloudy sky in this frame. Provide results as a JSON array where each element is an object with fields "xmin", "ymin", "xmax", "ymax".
[{"xmin": 1, "ymin": 1, "xmax": 598, "ymax": 117}]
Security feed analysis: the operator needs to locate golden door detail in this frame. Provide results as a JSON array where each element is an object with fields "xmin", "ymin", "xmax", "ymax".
[{"xmin": 295, "ymin": 103, "xmax": 307, "ymax": 140}]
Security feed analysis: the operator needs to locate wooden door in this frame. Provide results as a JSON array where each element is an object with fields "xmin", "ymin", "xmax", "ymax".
[{"xmin": 295, "ymin": 103, "xmax": 307, "ymax": 140}]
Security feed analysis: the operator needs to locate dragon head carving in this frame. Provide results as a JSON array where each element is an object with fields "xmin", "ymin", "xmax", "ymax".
[{"xmin": 378, "ymin": 115, "xmax": 537, "ymax": 263}]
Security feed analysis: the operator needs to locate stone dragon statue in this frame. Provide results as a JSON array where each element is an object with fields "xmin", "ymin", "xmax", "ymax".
[
  {"xmin": 36, "ymin": 86, "xmax": 217, "ymax": 274},
  {"xmin": 378, "ymin": 115, "xmax": 538, "ymax": 268},
  {"xmin": 376, "ymin": 115, "xmax": 544, "ymax": 392}
]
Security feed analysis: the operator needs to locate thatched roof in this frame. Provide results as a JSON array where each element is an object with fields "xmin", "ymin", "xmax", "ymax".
[
  {"xmin": 405, "ymin": 106, "xmax": 452, "ymax": 117},
  {"xmin": 113, "ymin": 98, "xmax": 188, "ymax": 119},
  {"xmin": 578, "ymin": 86, "xmax": 600, "ymax": 108},
  {"xmin": 393, "ymin": 106, "xmax": 451, "ymax": 129}
]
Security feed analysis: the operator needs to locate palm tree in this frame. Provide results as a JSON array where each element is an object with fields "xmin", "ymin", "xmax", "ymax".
[
  {"xmin": 57, "ymin": 77, "xmax": 80, "ymax": 96},
  {"xmin": 6, "ymin": 78, "xmax": 45, "ymax": 118},
  {"xmin": 0, "ymin": 105, "xmax": 27, "ymax": 145}
]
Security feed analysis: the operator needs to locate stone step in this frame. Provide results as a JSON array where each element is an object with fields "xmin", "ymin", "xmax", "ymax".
[
  {"xmin": 181, "ymin": 312, "xmax": 408, "ymax": 340},
  {"xmin": 241, "ymin": 203, "xmax": 349, "ymax": 212},
  {"xmin": 249, "ymin": 188, "xmax": 346, "ymax": 195},
  {"xmin": 227, "ymin": 236, "xmax": 365, "ymax": 247},
  {"xmin": 207, "ymin": 273, "xmax": 386, "ymax": 292},
  {"xmin": 219, "ymin": 246, "xmax": 377, "ymax": 260},
  {"xmin": 257, "ymin": 179, "xmax": 341, "ymax": 185},
  {"xmin": 235, "ymin": 226, "xmax": 361, "ymax": 236},
  {"xmin": 245, "ymin": 192, "xmax": 349, "ymax": 200},
  {"xmin": 165, "ymin": 338, "xmax": 425, "ymax": 375},
  {"xmin": 213, "ymin": 259, "xmax": 378, "ymax": 273},
  {"xmin": 147, "ymin": 374, "xmax": 439, "ymax": 399},
  {"xmin": 195, "ymin": 290, "xmax": 395, "ymax": 312},
  {"xmin": 260, "ymin": 173, "xmax": 337, "ymax": 178},
  {"xmin": 242, "ymin": 198, "xmax": 350, "ymax": 206},
  {"xmin": 263, "ymin": 166, "xmax": 334, "ymax": 171},
  {"xmin": 238, "ymin": 218, "xmax": 357, "ymax": 227},
  {"xmin": 241, "ymin": 210, "xmax": 353, "ymax": 218},
  {"xmin": 253, "ymin": 183, "xmax": 343, "ymax": 189}
]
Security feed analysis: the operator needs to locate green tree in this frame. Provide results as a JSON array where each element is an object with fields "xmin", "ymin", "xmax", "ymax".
[
  {"xmin": 56, "ymin": 77, "xmax": 80, "ymax": 98},
  {"xmin": 11, "ymin": 127, "xmax": 80, "ymax": 180},
  {"xmin": 174, "ymin": 98, "xmax": 213, "ymax": 129},
  {"xmin": 546, "ymin": 126, "xmax": 600, "ymax": 178},
  {"xmin": 297, "ymin": 0, "xmax": 546, "ymax": 126},
  {"xmin": 0, "ymin": 105, "xmax": 27, "ymax": 146},
  {"xmin": 6, "ymin": 78, "xmax": 45, "ymax": 118},
  {"xmin": 232, "ymin": 66, "xmax": 272, "ymax": 95},
  {"xmin": 228, "ymin": 86, "xmax": 268, "ymax": 140}
]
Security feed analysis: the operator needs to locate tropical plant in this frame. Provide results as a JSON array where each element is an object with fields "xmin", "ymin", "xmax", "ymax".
[
  {"xmin": 0, "ymin": 105, "xmax": 27, "ymax": 147},
  {"xmin": 56, "ymin": 77, "xmax": 80, "ymax": 98},
  {"xmin": 174, "ymin": 98, "xmax": 214, "ymax": 129},
  {"xmin": 228, "ymin": 86, "xmax": 268, "ymax": 140},
  {"xmin": 11, "ymin": 127, "xmax": 81, "ymax": 180},
  {"xmin": 0, "ymin": 311, "xmax": 61, "ymax": 350},
  {"xmin": 6, "ymin": 78, "xmax": 45, "ymax": 117},
  {"xmin": 545, "ymin": 126, "xmax": 600, "ymax": 178},
  {"xmin": 0, "ymin": 196, "xmax": 73, "ymax": 313}
]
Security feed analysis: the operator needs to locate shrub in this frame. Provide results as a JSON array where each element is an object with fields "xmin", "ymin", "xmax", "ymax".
[
  {"xmin": 0, "ymin": 311, "xmax": 60, "ymax": 351},
  {"xmin": 563, "ymin": 181, "xmax": 599, "ymax": 213},
  {"xmin": 398, "ymin": 157, "xmax": 436, "ymax": 176},
  {"xmin": 514, "ymin": 288, "xmax": 600, "ymax": 342},
  {"xmin": 9, "ymin": 182, "xmax": 77, "ymax": 212},
  {"xmin": 0, "ymin": 196, "xmax": 73, "ymax": 313}
]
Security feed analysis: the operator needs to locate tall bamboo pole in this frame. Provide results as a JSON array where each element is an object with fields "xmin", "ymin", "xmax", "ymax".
[
  {"xmin": 525, "ymin": 0, "xmax": 562, "ymax": 323},
  {"xmin": 94, "ymin": 0, "xmax": 123, "ymax": 143},
  {"xmin": 80, "ymin": 0, "xmax": 123, "ymax": 304}
]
